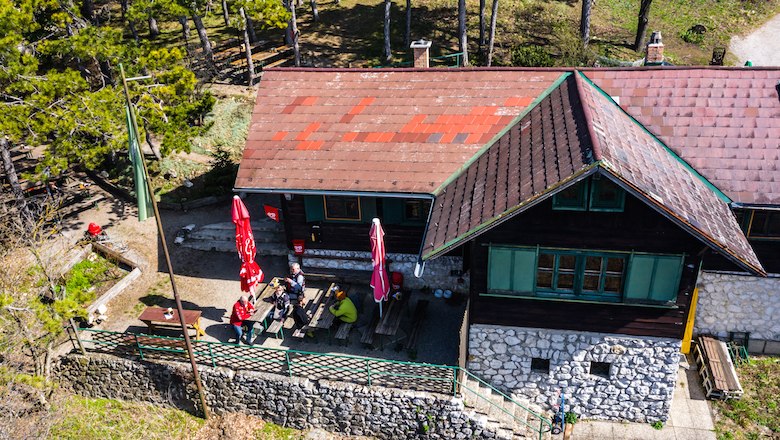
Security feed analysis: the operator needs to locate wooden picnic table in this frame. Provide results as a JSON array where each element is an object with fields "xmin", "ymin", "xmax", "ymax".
[
  {"xmin": 245, "ymin": 277, "xmax": 283, "ymax": 327},
  {"xmin": 306, "ymin": 282, "xmax": 341, "ymax": 330},
  {"xmin": 374, "ymin": 292, "xmax": 410, "ymax": 349},
  {"xmin": 138, "ymin": 306, "xmax": 205, "ymax": 340}
]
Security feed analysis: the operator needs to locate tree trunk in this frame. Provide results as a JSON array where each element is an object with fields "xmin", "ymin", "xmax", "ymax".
[
  {"xmin": 0, "ymin": 138, "xmax": 25, "ymax": 205},
  {"xmin": 99, "ymin": 60, "xmax": 114, "ymax": 85},
  {"xmin": 144, "ymin": 126, "xmax": 163, "ymax": 161},
  {"xmin": 222, "ymin": 0, "xmax": 230, "ymax": 27},
  {"xmin": 404, "ymin": 0, "xmax": 411, "ymax": 46},
  {"xmin": 580, "ymin": 0, "xmax": 592, "ymax": 46},
  {"xmin": 246, "ymin": 16, "xmax": 256, "ymax": 43},
  {"xmin": 310, "ymin": 0, "xmax": 319, "ymax": 22},
  {"xmin": 148, "ymin": 16, "xmax": 160, "ymax": 38},
  {"xmin": 486, "ymin": 0, "xmax": 498, "ymax": 66},
  {"xmin": 192, "ymin": 13, "xmax": 214, "ymax": 62},
  {"xmin": 81, "ymin": 0, "xmax": 95, "ymax": 23},
  {"xmin": 289, "ymin": 1, "xmax": 300, "ymax": 66},
  {"xmin": 478, "ymin": 0, "xmax": 485, "ymax": 56},
  {"xmin": 178, "ymin": 16, "xmax": 191, "ymax": 45},
  {"xmin": 120, "ymin": 0, "xmax": 128, "ymax": 18},
  {"xmin": 129, "ymin": 21, "xmax": 139, "ymax": 42},
  {"xmin": 458, "ymin": 0, "xmax": 468, "ymax": 65},
  {"xmin": 633, "ymin": 0, "xmax": 653, "ymax": 51},
  {"xmin": 239, "ymin": 8, "xmax": 255, "ymax": 85},
  {"xmin": 383, "ymin": 0, "xmax": 391, "ymax": 64}
]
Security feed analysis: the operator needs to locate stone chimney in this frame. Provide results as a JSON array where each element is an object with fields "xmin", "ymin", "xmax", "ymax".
[
  {"xmin": 645, "ymin": 31, "xmax": 664, "ymax": 65},
  {"xmin": 410, "ymin": 39, "xmax": 432, "ymax": 68}
]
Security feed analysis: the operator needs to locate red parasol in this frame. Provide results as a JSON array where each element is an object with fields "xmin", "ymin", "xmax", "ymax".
[
  {"xmin": 370, "ymin": 218, "xmax": 390, "ymax": 316},
  {"xmin": 232, "ymin": 196, "xmax": 264, "ymax": 295}
]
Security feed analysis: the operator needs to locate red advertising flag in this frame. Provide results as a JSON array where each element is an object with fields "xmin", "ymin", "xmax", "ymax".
[{"xmin": 264, "ymin": 205, "xmax": 280, "ymax": 222}]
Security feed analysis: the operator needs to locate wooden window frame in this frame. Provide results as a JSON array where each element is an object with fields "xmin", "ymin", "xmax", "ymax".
[
  {"xmin": 323, "ymin": 195, "xmax": 362, "ymax": 222},
  {"xmin": 403, "ymin": 200, "xmax": 427, "ymax": 224},
  {"xmin": 535, "ymin": 249, "xmax": 625, "ymax": 301},
  {"xmin": 551, "ymin": 181, "xmax": 588, "ymax": 211},
  {"xmin": 589, "ymin": 176, "xmax": 626, "ymax": 212}
]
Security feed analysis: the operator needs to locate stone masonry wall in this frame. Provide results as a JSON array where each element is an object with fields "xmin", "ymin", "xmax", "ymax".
[
  {"xmin": 468, "ymin": 325, "xmax": 680, "ymax": 423},
  {"xmin": 695, "ymin": 271, "xmax": 780, "ymax": 342},
  {"xmin": 57, "ymin": 354, "xmax": 494, "ymax": 439},
  {"xmin": 290, "ymin": 250, "xmax": 469, "ymax": 293}
]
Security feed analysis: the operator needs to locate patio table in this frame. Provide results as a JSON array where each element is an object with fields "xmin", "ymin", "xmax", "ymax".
[
  {"xmin": 138, "ymin": 307, "xmax": 205, "ymax": 340},
  {"xmin": 374, "ymin": 291, "xmax": 410, "ymax": 349},
  {"xmin": 307, "ymin": 282, "xmax": 341, "ymax": 330},
  {"xmin": 245, "ymin": 277, "xmax": 283, "ymax": 330}
]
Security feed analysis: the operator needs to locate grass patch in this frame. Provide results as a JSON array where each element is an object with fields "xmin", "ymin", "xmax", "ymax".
[
  {"xmin": 256, "ymin": 423, "xmax": 305, "ymax": 440},
  {"xmin": 61, "ymin": 252, "xmax": 126, "ymax": 306},
  {"xmin": 713, "ymin": 357, "xmax": 780, "ymax": 439},
  {"xmin": 49, "ymin": 396, "xmax": 204, "ymax": 440}
]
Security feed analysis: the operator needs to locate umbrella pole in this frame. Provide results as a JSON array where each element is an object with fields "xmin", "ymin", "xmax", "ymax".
[
  {"xmin": 121, "ymin": 65, "xmax": 211, "ymax": 420},
  {"xmin": 379, "ymin": 300, "xmax": 383, "ymax": 318}
]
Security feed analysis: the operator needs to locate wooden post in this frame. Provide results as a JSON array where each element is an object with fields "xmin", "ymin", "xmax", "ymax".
[
  {"xmin": 120, "ymin": 65, "xmax": 211, "ymax": 420},
  {"xmin": 69, "ymin": 319, "xmax": 87, "ymax": 355},
  {"xmin": 681, "ymin": 287, "xmax": 699, "ymax": 354}
]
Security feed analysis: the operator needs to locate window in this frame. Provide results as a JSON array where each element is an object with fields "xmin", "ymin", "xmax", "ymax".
[
  {"xmin": 324, "ymin": 196, "xmax": 361, "ymax": 221},
  {"xmin": 531, "ymin": 358, "xmax": 550, "ymax": 374},
  {"xmin": 552, "ymin": 176, "xmax": 626, "ymax": 212},
  {"xmin": 749, "ymin": 211, "xmax": 780, "ymax": 238},
  {"xmin": 590, "ymin": 362, "xmax": 611, "ymax": 379},
  {"xmin": 404, "ymin": 200, "xmax": 426, "ymax": 222},
  {"xmin": 552, "ymin": 182, "xmax": 588, "ymax": 211},
  {"xmin": 486, "ymin": 246, "xmax": 683, "ymax": 306},
  {"xmin": 535, "ymin": 250, "xmax": 625, "ymax": 299},
  {"xmin": 589, "ymin": 177, "xmax": 625, "ymax": 212}
]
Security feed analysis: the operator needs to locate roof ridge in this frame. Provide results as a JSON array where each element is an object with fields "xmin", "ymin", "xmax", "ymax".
[
  {"xmin": 573, "ymin": 70, "xmax": 603, "ymax": 162},
  {"xmin": 431, "ymin": 72, "xmax": 573, "ymax": 195},
  {"xmin": 577, "ymin": 71, "xmax": 731, "ymax": 203}
]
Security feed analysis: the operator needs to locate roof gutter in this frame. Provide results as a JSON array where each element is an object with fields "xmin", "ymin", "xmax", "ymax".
[
  {"xmin": 413, "ymin": 194, "xmax": 438, "ymax": 278},
  {"xmin": 233, "ymin": 187, "xmax": 435, "ymax": 200},
  {"xmin": 730, "ymin": 203, "xmax": 780, "ymax": 211}
]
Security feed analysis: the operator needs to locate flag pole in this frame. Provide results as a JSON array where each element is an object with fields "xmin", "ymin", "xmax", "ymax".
[{"xmin": 119, "ymin": 64, "xmax": 211, "ymax": 420}]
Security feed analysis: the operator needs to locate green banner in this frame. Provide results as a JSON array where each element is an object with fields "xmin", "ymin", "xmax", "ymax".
[{"xmin": 125, "ymin": 106, "xmax": 154, "ymax": 221}]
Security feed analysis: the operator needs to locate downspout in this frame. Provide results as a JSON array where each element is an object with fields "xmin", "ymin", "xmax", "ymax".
[{"xmin": 414, "ymin": 195, "xmax": 437, "ymax": 278}]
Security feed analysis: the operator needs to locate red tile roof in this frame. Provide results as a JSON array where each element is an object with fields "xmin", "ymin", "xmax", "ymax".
[
  {"xmin": 585, "ymin": 67, "xmax": 780, "ymax": 205},
  {"xmin": 422, "ymin": 72, "xmax": 764, "ymax": 275},
  {"xmin": 235, "ymin": 69, "xmax": 564, "ymax": 193}
]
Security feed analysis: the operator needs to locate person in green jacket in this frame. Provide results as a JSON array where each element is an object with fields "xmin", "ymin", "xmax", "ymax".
[{"xmin": 329, "ymin": 289, "xmax": 357, "ymax": 324}]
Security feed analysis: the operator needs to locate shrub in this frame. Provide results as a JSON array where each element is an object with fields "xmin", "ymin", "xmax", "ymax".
[{"xmin": 511, "ymin": 45, "xmax": 555, "ymax": 67}]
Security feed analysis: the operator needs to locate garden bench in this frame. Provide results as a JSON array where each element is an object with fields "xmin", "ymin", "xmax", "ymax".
[
  {"xmin": 404, "ymin": 300, "xmax": 429, "ymax": 357},
  {"xmin": 334, "ymin": 322, "xmax": 353, "ymax": 345}
]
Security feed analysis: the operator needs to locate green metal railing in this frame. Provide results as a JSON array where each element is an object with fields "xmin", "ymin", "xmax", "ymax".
[{"xmin": 72, "ymin": 328, "xmax": 550, "ymax": 439}]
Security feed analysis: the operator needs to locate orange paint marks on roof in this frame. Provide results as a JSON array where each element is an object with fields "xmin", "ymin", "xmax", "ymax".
[
  {"xmin": 302, "ymin": 96, "xmax": 318, "ymax": 106},
  {"xmin": 342, "ymin": 132, "xmax": 358, "ymax": 142},
  {"xmin": 504, "ymin": 96, "xmax": 534, "ymax": 106},
  {"xmin": 272, "ymin": 131, "xmax": 288, "ymax": 141},
  {"xmin": 359, "ymin": 97, "xmax": 376, "ymax": 106}
]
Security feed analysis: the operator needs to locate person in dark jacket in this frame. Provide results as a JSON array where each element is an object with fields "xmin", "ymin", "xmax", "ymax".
[{"xmin": 284, "ymin": 263, "xmax": 305, "ymax": 300}]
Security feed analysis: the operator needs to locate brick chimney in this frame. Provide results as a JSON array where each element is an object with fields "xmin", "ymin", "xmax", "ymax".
[
  {"xmin": 410, "ymin": 39, "xmax": 432, "ymax": 68},
  {"xmin": 645, "ymin": 31, "xmax": 664, "ymax": 65}
]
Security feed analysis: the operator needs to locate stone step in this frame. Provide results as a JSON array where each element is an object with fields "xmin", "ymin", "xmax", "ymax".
[{"xmin": 188, "ymin": 221, "xmax": 284, "ymax": 242}]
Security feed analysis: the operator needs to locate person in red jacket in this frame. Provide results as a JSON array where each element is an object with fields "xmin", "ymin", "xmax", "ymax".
[{"xmin": 230, "ymin": 295, "xmax": 256, "ymax": 345}]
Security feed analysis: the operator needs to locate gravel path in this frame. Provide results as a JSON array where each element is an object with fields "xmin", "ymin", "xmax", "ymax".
[{"xmin": 729, "ymin": 13, "xmax": 780, "ymax": 65}]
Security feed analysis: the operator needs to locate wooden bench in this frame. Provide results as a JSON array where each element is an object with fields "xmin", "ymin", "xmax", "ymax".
[
  {"xmin": 404, "ymin": 300, "xmax": 429, "ymax": 357},
  {"xmin": 265, "ymin": 319, "xmax": 284, "ymax": 339},
  {"xmin": 360, "ymin": 311, "xmax": 380, "ymax": 347},
  {"xmin": 334, "ymin": 322, "xmax": 353, "ymax": 345},
  {"xmin": 694, "ymin": 336, "xmax": 743, "ymax": 400}
]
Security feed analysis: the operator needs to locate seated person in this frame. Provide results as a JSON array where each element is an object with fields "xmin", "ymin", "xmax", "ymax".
[
  {"xmin": 284, "ymin": 263, "xmax": 305, "ymax": 301},
  {"xmin": 230, "ymin": 295, "xmax": 255, "ymax": 345},
  {"xmin": 265, "ymin": 286, "xmax": 291, "ymax": 321},
  {"xmin": 329, "ymin": 289, "xmax": 357, "ymax": 324},
  {"xmin": 290, "ymin": 296, "xmax": 314, "ymax": 337}
]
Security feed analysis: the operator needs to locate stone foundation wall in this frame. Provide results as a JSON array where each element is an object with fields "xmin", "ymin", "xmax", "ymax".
[
  {"xmin": 56, "ymin": 354, "xmax": 492, "ymax": 439},
  {"xmin": 467, "ymin": 325, "xmax": 680, "ymax": 423},
  {"xmin": 695, "ymin": 271, "xmax": 780, "ymax": 342},
  {"xmin": 290, "ymin": 250, "xmax": 469, "ymax": 293}
]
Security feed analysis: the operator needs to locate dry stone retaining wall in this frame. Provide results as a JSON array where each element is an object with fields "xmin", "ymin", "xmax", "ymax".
[
  {"xmin": 695, "ymin": 271, "xmax": 780, "ymax": 343},
  {"xmin": 467, "ymin": 325, "xmax": 680, "ymax": 423},
  {"xmin": 56, "ymin": 354, "xmax": 495, "ymax": 439}
]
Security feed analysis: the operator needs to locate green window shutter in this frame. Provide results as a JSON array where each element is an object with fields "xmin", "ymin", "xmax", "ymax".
[
  {"xmin": 649, "ymin": 255, "xmax": 683, "ymax": 302},
  {"xmin": 303, "ymin": 196, "xmax": 324, "ymax": 222},
  {"xmin": 382, "ymin": 198, "xmax": 405, "ymax": 225},
  {"xmin": 488, "ymin": 248, "xmax": 513, "ymax": 291},
  {"xmin": 511, "ymin": 248, "xmax": 537, "ymax": 293},
  {"xmin": 488, "ymin": 247, "xmax": 536, "ymax": 293},
  {"xmin": 624, "ymin": 255, "xmax": 655, "ymax": 300},
  {"xmin": 625, "ymin": 254, "xmax": 683, "ymax": 303},
  {"xmin": 361, "ymin": 197, "xmax": 377, "ymax": 223}
]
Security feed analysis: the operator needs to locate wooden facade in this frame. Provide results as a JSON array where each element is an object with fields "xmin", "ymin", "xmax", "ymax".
[
  {"xmin": 468, "ymin": 194, "xmax": 710, "ymax": 339},
  {"xmin": 281, "ymin": 195, "xmax": 430, "ymax": 255}
]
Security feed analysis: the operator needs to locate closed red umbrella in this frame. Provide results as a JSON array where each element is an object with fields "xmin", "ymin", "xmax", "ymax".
[
  {"xmin": 370, "ymin": 218, "xmax": 390, "ymax": 317},
  {"xmin": 232, "ymin": 196, "xmax": 264, "ymax": 296}
]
